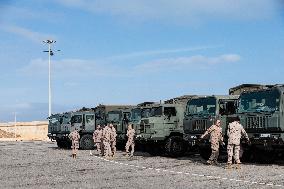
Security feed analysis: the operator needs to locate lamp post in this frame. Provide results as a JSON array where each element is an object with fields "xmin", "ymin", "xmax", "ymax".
[
  {"xmin": 43, "ymin": 39, "xmax": 56, "ymax": 117},
  {"xmin": 14, "ymin": 112, "xmax": 17, "ymax": 139}
]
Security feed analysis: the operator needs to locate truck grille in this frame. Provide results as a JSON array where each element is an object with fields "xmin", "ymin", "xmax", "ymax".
[
  {"xmin": 245, "ymin": 116, "xmax": 269, "ymax": 129},
  {"xmin": 192, "ymin": 119, "xmax": 208, "ymax": 132}
]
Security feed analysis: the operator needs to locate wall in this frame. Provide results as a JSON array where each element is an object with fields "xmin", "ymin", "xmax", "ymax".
[{"xmin": 0, "ymin": 121, "xmax": 49, "ymax": 141}]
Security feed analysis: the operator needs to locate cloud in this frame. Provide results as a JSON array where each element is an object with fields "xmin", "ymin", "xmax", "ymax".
[
  {"xmin": 135, "ymin": 54, "xmax": 241, "ymax": 72},
  {"xmin": 57, "ymin": 0, "xmax": 278, "ymax": 24},
  {"xmin": 108, "ymin": 45, "xmax": 222, "ymax": 60},
  {"xmin": 18, "ymin": 58, "xmax": 126, "ymax": 77},
  {"xmin": 20, "ymin": 45, "xmax": 221, "ymax": 76},
  {"xmin": 0, "ymin": 24, "xmax": 55, "ymax": 43}
]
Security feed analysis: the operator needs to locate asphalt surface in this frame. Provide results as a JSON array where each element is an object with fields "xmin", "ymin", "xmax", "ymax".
[{"xmin": 0, "ymin": 141, "xmax": 283, "ymax": 189}]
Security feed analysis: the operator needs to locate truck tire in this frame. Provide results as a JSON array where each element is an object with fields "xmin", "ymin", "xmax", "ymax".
[
  {"xmin": 165, "ymin": 136, "xmax": 185, "ymax": 157},
  {"xmin": 199, "ymin": 144, "xmax": 211, "ymax": 160},
  {"xmin": 56, "ymin": 140, "xmax": 64, "ymax": 148},
  {"xmin": 80, "ymin": 134, "xmax": 94, "ymax": 150},
  {"xmin": 251, "ymin": 147, "xmax": 275, "ymax": 163}
]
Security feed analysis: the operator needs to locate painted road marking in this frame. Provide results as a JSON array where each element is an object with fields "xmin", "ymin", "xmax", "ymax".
[{"xmin": 94, "ymin": 156, "xmax": 284, "ymax": 188}]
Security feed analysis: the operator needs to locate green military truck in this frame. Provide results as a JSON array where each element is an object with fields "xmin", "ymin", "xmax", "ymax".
[
  {"xmin": 69, "ymin": 105, "xmax": 134, "ymax": 150},
  {"xmin": 130, "ymin": 102, "xmax": 156, "ymax": 135},
  {"xmin": 137, "ymin": 96, "xmax": 196, "ymax": 157},
  {"xmin": 106, "ymin": 107, "xmax": 134, "ymax": 147},
  {"xmin": 236, "ymin": 85, "xmax": 284, "ymax": 163},
  {"xmin": 183, "ymin": 95, "xmax": 239, "ymax": 160},
  {"xmin": 48, "ymin": 112, "xmax": 72, "ymax": 148}
]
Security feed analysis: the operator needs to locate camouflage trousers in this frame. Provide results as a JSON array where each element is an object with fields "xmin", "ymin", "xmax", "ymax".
[
  {"xmin": 71, "ymin": 141, "xmax": 79, "ymax": 155},
  {"xmin": 110, "ymin": 141, "xmax": 116, "ymax": 156},
  {"xmin": 209, "ymin": 143, "xmax": 219, "ymax": 162},
  {"xmin": 95, "ymin": 142, "xmax": 102, "ymax": 155},
  {"xmin": 227, "ymin": 144, "xmax": 241, "ymax": 164},
  {"xmin": 103, "ymin": 141, "xmax": 111, "ymax": 157},
  {"xmin": 125, "ymin": 140, "xmax": 135, "ymax": 156}
]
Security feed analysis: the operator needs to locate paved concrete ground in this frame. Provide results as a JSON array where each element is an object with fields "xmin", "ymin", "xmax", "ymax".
[{"xmin": 0, "ymin": 141, "xmax": 283, "ymax": 189}]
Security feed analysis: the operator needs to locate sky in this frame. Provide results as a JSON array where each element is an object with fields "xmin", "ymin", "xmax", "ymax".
[{"xmin": 0, "ymin": 0, "xmax": 284, "ymax": 122}]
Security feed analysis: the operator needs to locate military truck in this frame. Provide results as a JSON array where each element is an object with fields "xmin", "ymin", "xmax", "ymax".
[
  {"xmin": 236, "ymin": 85, "xmax": 284, "ymax": 162},
  {"xmin": 106, "ymin": 107, "xmax": 134, "ymax": 147},
  {"xmin": 69, "ymin": 105, "xmax": 134, "ymax": 150},
  {"xmin": 130, "ymin": 102, "xmax": 156, "ymax": 134},
  {"xmin": 48, "ymin": 112, "xmax": 72, "ymax": 148},
  {"xmin": 137, "ymin": 96, "xmax": 196, "ymax": 157},
  {"xmin": 229, "ymin": 84, "xmax": 274, "ymax": 95},
  {"xmin": 183, "ymin": 95, "xmax": 239, "ymax": 160}
]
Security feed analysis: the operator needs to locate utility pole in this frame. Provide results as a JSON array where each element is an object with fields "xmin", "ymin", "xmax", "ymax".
[
  {"xmin": 43, "ymin": 40, "xmax": 58, "ymax": 117},
  {"xmin": 14, "ymin": 112, "xmax": 17, "ymax": 138}
]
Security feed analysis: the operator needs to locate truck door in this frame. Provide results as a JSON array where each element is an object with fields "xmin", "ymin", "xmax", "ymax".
[
  {"xmin": 85, "ymin": 114, "xmax": 95, "ymax": 131},
  {"xmin": 71, "ymin": 114, "xmax": 83, "ymax": 131},
  {"xmin": 164, "ymin": 107, "xmax": 178, "ymax": 131}
]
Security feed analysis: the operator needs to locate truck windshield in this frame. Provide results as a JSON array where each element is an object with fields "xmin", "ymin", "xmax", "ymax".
[
  {"xmin": 186, "ymin": 97, "xmax": 216, "ymax": 115},
  {"xmin": 107, "ymin": 111, "xmax": 122, "ymax": 122},
  {"xmin": 141, "ymin": 108, "xmax": 151, "ymax": 118},
  {"xmin": 238, "ymin": 89, "xmax": 280, "ymax": 113},
  {"xmin": 49, "ymin": 115, "xmax": 60, "ymax": 125},
  {"xmin": 150, "ymin": 106, "xmax": 163, "ymax": 116},
  {"xmin": 131, "ymin": 108, "xmax": 141, "ymax": 121},
  {"xmin": 71, "ymin": 115, "xmax": 82, "ymax": 124},
  {"xmin": 62, "ymin": 114, "xmax": 70, "ymax": 124}
]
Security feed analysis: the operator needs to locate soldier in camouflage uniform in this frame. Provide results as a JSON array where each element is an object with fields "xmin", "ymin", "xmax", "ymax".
[
  {"xmin": 93, "ymin": 125, "xmax": 103, "ymax": 156},
  {"xmin": 226, "ymin": 116, "xmax": 249, "ymax": 169},
  {"xmin": 200, "ymin": 119, "xmax": 224, "ymax": 165},
  {"xmin": 102, "ymin": 124, "xmax": 112, "ymax": 158},
  {"xmin": 69, "ymin": 128, "xmax": 80, "ymax": 159},
  {"xmin": 109, "ymin": 124, "xmax": 117, "ymax": 157},
  {"xmin": 125, "ymin": 124, "xmax": 135, "ymax": 157}
]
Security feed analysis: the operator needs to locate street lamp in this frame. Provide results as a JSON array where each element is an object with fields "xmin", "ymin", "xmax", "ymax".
[{"xmin": 43, "ymin": 40, "xmax": 59, "ymax": 117}]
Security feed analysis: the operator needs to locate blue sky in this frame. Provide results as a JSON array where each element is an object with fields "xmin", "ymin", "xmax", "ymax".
[{"xmin": 0, "ymin": 0, "xmax": 284, "ymax": 121}]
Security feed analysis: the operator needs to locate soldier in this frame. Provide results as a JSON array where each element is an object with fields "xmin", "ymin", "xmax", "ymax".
[
  {"xmin": 69, "ymin": 128, "xmax": 80, "ymax": 159},
  {"xmin": 93, "ymin": 125, "xmax": 103, "ymax": 156},
  {"xmin": 200, "ymin": 119, "xmax": 224, "ymax": 165},
  {"xmin": 226, "ymin": 116, "xmax": 250, "ymax": 169},
  {"xmin": 125, "ymin": 124, "xmax": 135, "ymax": 157},
  {"xmin": 102, "ymin": 124, "xmax": 112, "ymax": 158},
  {"xmin": 109, "ymin": 123, "xmax": 117, "ymax": 157}
]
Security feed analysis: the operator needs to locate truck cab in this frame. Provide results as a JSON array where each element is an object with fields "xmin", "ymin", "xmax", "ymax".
[
  {"xmin": 236, "ymin": 85, "xmax": 284, "ymax": 162},
  {"xmin": 107, "ymin": 108, "xmax": 132, "ymax": 144},
  {"xmin": 137, "ymin": 103, "xmax": 186, "ymax": 157},
  {"xmin": 48, "ymin": 112, "xmax": 72, "ymax": 148},
  {"xmin": 183, "ymin": 95, "xmax": 239, "ymax": 159},
  {"xmin": 70, "ymin": 110, "xmax": 96, "ymax": 150}
]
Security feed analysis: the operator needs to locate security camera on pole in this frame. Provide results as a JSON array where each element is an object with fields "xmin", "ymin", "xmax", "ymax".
[{"xmin": 43, "ymin": 40, "xmax": 60, "ymax": 117}]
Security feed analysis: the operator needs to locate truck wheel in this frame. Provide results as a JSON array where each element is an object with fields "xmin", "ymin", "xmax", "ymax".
[
  {"xmin": 165, "ymin": 136, "xmax": 185, "ymax": 157},
  {"xmin": 56, "ymin": 140, "xmax": 64, "ymax": 148},
  {"xmin": 146, "ymin": 143, "xmax": 162, "ymax": 156},
  {"xmin": 251, "ymin": 148, "xmax": 275, "ymax": 163},
  {"xmin": 199, "ymin": 145, "xmax": 211, "ymax": 160},
  {"xmin": 80, "ymin": 134, "xmax": 94, "ymax": 150}
]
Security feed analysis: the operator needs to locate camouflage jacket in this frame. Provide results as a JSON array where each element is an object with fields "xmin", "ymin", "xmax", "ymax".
[
  {"xmin": 69, "ymin": 130, "xmax": 80, "ymax": 142},
  {"xmin": 126, "ymin": 129, "xmax": 135, "ymax": 141},
  {"xmin": 227, "ymin": 121, "xmax": 249, "ymax": 145},
  {"xmin": 93, "ymin": 129, "xmax": 103, "ymax": 143},
  {"xmin": 200, "ymin": 124, "xmax": 223, "ymax": 144},
  {"xmin": 102, "ymin": 126, "xmax": 111, "ymax": 142},
  {"xmin": 109, "ymin": 127, "xmax": 117, "ymax": 142}
]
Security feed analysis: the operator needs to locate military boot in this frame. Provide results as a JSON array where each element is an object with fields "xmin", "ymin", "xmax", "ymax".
[
  {"xmin": 225, "ymin": 163, "xmax": 232, "ymax": 169},
  {"xmin": 206, "ymin": 160, "xmax": 213, "ymax": 165},
  {"xmin": 235, "ymin": 163, "xmax": 241, "ymax": 169}
]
